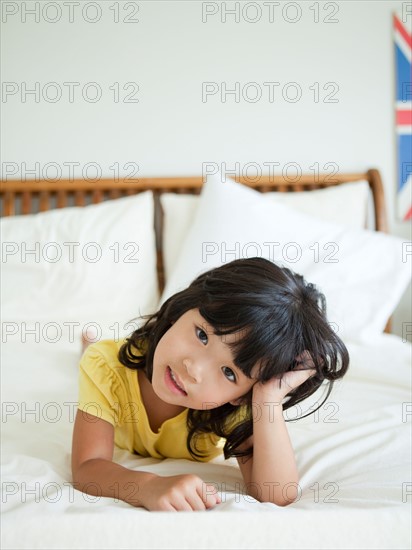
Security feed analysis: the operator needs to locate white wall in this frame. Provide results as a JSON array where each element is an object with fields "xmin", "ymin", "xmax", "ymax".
[{"xmin": 2, "ymin": 0, "xmax": 411, "ymax": 338}]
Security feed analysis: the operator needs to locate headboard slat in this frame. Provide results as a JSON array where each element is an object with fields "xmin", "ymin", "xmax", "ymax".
[
  {"xmin": 22, "ymin": 192, "xmax": 31, "ymax": 215},
  {"xmin": 92, "ymin": 190, "xmax": 103, "ymax": 204},
  {"xmin": 39, "ymin": 191, "xmax": 50, "ymax": 212},
  {"xmin": 3, "ymin": 191, "xmax": 15, "ymax": 216},
  {"xmin": 74, "ymin": 190, "xmax": 85, "ymax": 207},
  {"xmin": 57, "ymin": 190, "xmax": 67, "ymax": 209}
]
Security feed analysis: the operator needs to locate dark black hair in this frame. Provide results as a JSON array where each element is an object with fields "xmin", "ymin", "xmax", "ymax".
[{"xmin": 118, "ymin": 257, "xmax": 349, "ymax": 460}]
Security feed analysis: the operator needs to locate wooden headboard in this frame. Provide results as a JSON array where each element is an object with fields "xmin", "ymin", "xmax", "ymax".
[
  {"xmin": 0, "ymin": 168, "xmax": 390, "ymax": 331},
  {"xmin": 0, "ymin": 168, "xmax": 387, "ymax": 225}
]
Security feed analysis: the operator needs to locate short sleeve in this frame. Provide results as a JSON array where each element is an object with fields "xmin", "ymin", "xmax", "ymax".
[{"xmin": 77, "ymin": 342, "xmax": 125, "ymax": 426}]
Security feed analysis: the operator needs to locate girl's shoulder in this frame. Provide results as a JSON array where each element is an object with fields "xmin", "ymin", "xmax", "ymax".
[
  {"xmin": 80, "ymin": 338, "xmax": 127, "ymax": 368},
  {"xmin": 77, "ymin": 338, "xmax": 141, "ymax": 426},
  {"xmin": 78, "ymin": 338, "xmax": 141, "ymax": 402}
]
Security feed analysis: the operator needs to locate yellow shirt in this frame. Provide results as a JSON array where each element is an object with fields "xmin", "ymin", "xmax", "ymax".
[{"xmin": 77, "ymin": 339, "xmax": 226, "ymax": 461}]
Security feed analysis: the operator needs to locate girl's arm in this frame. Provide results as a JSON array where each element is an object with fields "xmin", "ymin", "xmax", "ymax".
[
  {"xmin": 236, "ymin": 367, "xmax": 315, "ymax": 506},
  {"xmin": 71, "ymin": 409, "xmax": 221, "ymax": 511}
]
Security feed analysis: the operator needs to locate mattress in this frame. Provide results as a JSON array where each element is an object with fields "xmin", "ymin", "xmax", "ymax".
[{"xmin": 1, "ymin": 332, "xmax": 411, "ymax": 549}]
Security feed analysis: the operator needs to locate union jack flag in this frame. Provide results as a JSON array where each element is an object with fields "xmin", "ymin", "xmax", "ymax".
[{"xmin": 394, "ymin": 13, "xmax": 412, "ymax": 221}]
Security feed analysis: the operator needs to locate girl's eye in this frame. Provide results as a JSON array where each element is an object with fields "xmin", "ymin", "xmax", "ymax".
[
  {"xmin": 196, "ymin": 327, "xmax": 208, "ymax": 345},
  {"xmin": 222, "ymin": 366, "xmax": 236, "ymax": 383}
]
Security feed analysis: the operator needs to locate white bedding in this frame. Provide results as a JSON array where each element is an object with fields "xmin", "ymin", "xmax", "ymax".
[{"xmin": 1, "ymin": 332, "xmax": 411, "ymax": 550}]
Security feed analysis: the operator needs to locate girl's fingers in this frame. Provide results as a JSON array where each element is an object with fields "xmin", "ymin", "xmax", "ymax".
[
  {"xmin": 142, "ymin": 475, "xmax": 220, "ymax": 512},
  {"xmin": 282, "ymin": 367, "xmax": 317, "ymax": 391},
  {"xmin": 169, "ymin": 485, "xmax": 220, "ymax": 511},
  {"xmin": 181, "ymin": 490, "xmax": 208, "ymax": 511},
  {"xmin": 186, "ymin": 494, "xmax": 208, "ymax": 511},
  {"xmin": 173, "ymin": 497, "xmax": 197, "ymax": 511},
  {"xmin": 202, "ymin": 484, "xmax": 221, "ymax": 509}
]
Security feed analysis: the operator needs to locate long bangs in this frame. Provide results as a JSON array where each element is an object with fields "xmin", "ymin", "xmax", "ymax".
[{"xmin": 198, "ymin": 298, "xmax": 298, "ymax": 381}]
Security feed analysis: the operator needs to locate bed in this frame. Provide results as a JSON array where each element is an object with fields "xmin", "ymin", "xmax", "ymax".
[{"xmin": 1, "ymin": 169, "xmax": 411, "ymax": 550}]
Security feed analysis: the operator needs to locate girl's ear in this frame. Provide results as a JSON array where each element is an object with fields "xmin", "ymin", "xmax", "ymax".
[{"xmin": 229, "ymin": 396, "xmax": 245, "ymax": 406}]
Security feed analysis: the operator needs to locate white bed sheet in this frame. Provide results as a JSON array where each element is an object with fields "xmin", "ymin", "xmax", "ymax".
[{"xmin": 1, "ymin": 332, "xmax": 411, "ymax": 550}]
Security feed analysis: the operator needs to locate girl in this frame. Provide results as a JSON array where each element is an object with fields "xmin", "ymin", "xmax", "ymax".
[{"xmin": 71, "ymin": 257, "xmax": 349, "ymax": 511}]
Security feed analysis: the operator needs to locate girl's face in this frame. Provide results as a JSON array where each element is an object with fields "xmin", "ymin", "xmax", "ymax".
[{"xmin": 151, "ymin": 309, "xmax": 258, "ymax": 410}]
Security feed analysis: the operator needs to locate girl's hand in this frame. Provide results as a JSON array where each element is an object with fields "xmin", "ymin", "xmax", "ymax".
[
  {"xmin": 138, "ymin": 473, "xmax": 221, "ymax": 511},
  {"xmin": 253, "ymin": 351, "xmax": 317, "ymax": 402}
]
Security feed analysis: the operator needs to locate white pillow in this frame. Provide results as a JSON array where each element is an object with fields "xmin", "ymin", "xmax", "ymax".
[
  {"xmin": 1, "ymin": 192, "xmax": 159, "ymax": 343},
  {"xmin": 160, "ymin": 174, "xmax": 410, "ymax": 342},
  {"xmin": 266, "ymin": 181, "xmax": 369, "ymax": 226},
  {"xmin": 160, "ymin": 180, "xmax": 369, "ymax": 283},
  {"xmin": 161, "ymin": 194, "xmax": 199, "ymax": 283}
]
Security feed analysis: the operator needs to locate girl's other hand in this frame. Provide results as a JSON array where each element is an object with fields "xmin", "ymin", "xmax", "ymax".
[{"xmin": 139, "ymin": 473, "xmax": 221, "ymax": 511}]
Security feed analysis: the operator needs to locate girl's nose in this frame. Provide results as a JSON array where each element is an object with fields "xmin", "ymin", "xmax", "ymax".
[{"xmin": 183, "ymin": 358, "xmax": 202, "ymax": 383}]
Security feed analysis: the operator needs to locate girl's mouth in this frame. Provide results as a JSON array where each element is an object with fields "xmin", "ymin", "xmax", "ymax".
[{"xmin": 165, "ymin": 366, "xmax": 187, "ymax": 396}]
